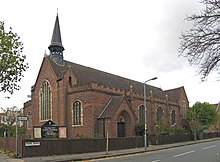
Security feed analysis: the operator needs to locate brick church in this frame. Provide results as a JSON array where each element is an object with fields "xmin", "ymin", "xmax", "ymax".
[{"xmin": 23, "ymin": 15, "xmax": 189, "ymax": 139}]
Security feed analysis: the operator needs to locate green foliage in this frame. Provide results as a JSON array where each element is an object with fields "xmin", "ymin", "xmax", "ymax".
[
  {"xmin": 0, "ymin": 21, "xmax": 28, "ymax": 95},
  {"xmin": 187, "ymin": 102, "xmax": 219, "ymax": 127},
  {"xmin": 0, "ymin": 124, "xmax": 24, "ymax": 137},
  {"xmin": 170, "ymin": 125, "xmax": 185, "ymax": 135},
  {"xmin": 135, "ymin": 123, "xmax": 145, "ymax": 136},
  {"xmin": 156, "ymin": 117, "xmax": 170, "ymax": 136},
  {"xmin": 187, "ymin": 102, "xmax": 219, "ymax": 140}
]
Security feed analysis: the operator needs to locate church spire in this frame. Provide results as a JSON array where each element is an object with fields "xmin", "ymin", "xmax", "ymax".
[{"xmin": 48, "ymin": 13, "xmax": 65, "ymax": 66}]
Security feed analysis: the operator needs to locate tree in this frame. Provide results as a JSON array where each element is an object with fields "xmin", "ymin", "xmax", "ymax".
[
  {"xmin": 156, "ymin": 117, "xmax": 170, "ymax": 136},
  {"xmin": 179, "ymin": 0, "xmax": 220, "ymax": 81},
  {"xmin": 0, "ymin": 106, "xmax": 24, "ymax": 137},
  {"xmin": 0, "ymin": 21, "xmax": 28, "ymax": 95},
  {"xmin": 1, "ymin": 106, "xmax": 22, "ymax": 125},
  {"xmin": 186, "ymin": 102, "xmax": 219, "ymax": 141}
]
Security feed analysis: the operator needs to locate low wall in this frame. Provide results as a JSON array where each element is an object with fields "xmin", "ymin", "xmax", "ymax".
[
  {"xmin": 0, "ymin": 137, "xmax": 22, "ymax": 155},
  {"xmin": 150, "ymin": 134, "xmax": 192, "ymax": 145},
  {"xmin": 203, "ymin": 132, "xmax": 220, "ymax": 139},
  {"xmin": 1, "ymin": 132, "xmax": 220, "ymax": 158},
  {"xmin": 22, "ymin": 137, "xmax": 144, "ymax": 157}
]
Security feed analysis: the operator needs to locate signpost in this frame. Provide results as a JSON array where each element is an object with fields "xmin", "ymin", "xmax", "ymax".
[
  {"xmin": 17, "ymin": 116, "xmax": 28, "ymax": 121},
  {"xmin": 16, "ymin": 115, "xmax": 28, "ymax": 157}
]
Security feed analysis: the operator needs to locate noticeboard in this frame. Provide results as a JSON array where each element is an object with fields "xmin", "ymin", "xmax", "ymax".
[
  {"xmin": 41, "ymin": 126, "xmax": 59, "ymax": 138},
  {"xmin": 59, "ymin": 127, "xmax": 67, "ymax": 138},
  {"xmin": 34, "ymin": 127, "xmax": 42, "ymax": 138},
  {"xmin": 33, "ymin": 120, "xmax": 67, "ymax": 139},
  {"xmin": 41, "ymin": 120, "xmax": 59, "ymax": 138}
]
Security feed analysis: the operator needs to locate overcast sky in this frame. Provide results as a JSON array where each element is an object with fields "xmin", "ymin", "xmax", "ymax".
[{"xmin": 0, "ymin": 0, "xmax": 219, "ymax": 109}]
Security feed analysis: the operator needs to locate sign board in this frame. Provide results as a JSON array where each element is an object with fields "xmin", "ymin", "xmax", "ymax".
[
  {"xmin": 59, "ymin": 127, "xmax": 67, "ymax": 138},
  {"xmin": 34, "ymin": 128, "xmax": 42, "ymax": 138},
  {"xmin": 42, "ymin": 126, "xmax": 59, "ymax": 138},
  {"xmin": 25, "ymin": 142, "xmax": 40, "ymax": 147},
  {"xmin": 17, "ymin": 116, "xmax": 28, "ymax": 121},
  {"xmin": 41, "ymin": 120, "xmax": 58, "ymax": 138},
  {"xmin": 33, "ymin": 120, "xmax": 68, "ymax": 139}
]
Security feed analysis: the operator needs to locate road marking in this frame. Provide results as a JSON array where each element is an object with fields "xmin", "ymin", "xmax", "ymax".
[
  {"xmin": 202, "ymin": 145, "xmax": 216, "ymax": 150},
  {"xmin": 152, "ymin": 160, "xmax": 160, "ymax": 162},
  {"xmin": 173, "ymin": 150, "xmax": 195, "ymax": 158}
]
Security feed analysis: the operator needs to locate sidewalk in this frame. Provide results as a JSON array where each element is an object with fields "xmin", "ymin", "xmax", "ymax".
[{"xmin": 2, "ymin": 138, "xmax": 220, "ymax": 162}]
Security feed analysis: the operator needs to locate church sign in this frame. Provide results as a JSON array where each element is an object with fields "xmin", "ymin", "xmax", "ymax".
[
  {"xmin": 42, "ymin": 125, "xmax": 59, "ymax": 138},
  {"xmin": 41, "ymin": 120, "xmax": 59, "ymax": 138},
  {"xmin": 33, "ymin": 120, "xmax": 67, "ymax": 139}
]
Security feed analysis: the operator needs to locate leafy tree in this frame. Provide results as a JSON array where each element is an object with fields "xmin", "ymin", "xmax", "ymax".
[
  {"xmin": 156, "ymin": 117, "xmax": 170, "ymax": 136},
  {"xmin": 0, "ymin": 106, "xmax": 24, "ymax": 137},
  {"xmin": 187, "ymin": 102, "xmax": 219, "ymax": 141},
  {"xmin": 1, "ymin": 106, "xmax": 22, "ymax": 125},
  {"xmin": 0, "ymin": 21, "xmax": 28, "ymax": 95},
  {"xmin": 179, "ymin": 0, "xmax": 220, "ymax": 81},
  {"xmin": 0, "ymin": 124, "xmax": 24, "ymax": 137}
]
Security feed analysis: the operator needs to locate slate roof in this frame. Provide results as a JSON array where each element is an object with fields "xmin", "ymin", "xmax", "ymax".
[
  {"xmin": 47, "ymin": 56, "xmax": 184, "ymax": 103},
  {"xmin": 48, "ymin": 14, "xmax": 64, "ymax": 51},
  {"xmin": 98, "ymin": 96, "xmax": 125, "ymax": 119},
  {"xmin": 164, "ymin": 87, "xmax": 182, "ymax": 102}
]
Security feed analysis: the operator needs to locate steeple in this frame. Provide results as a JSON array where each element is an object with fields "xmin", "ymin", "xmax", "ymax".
[{"xmin": 48, "ymin": 13, "xmax": 65, "ymax": 66}]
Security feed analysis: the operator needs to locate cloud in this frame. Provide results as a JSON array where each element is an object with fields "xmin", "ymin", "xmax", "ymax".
[{"xmin": 142, "ymin": 0, "xmax": 200, "ymax": 73}]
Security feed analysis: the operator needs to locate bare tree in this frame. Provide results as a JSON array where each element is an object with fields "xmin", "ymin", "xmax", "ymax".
[{"xmin": 179, "ymin": 0, "xmax": 220, "ymax": 81}]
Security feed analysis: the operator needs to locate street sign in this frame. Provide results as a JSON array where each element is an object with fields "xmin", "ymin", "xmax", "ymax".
[
  {"xmin": 25, "ymin": 142, "xmax": 40, "ymax": 147},
  {"xmin": 17, "ymin": 116, "xmax": 28, "ymax": 121}
]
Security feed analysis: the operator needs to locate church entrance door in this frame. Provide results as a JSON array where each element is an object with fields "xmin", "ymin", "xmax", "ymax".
[{"xmin": 117, "ymin": 115, "xmax": 125, "ymax": 137}]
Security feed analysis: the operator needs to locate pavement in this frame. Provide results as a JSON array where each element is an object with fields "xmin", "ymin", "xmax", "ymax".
[{"xmin": 1, "ymin": 137, "xmax": 220, "ymax": 162}]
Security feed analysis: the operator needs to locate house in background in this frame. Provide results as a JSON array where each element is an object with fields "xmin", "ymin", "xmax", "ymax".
[
  {"xmin": 23, "ymin": 15, "xmax": 189, "ymax": 139},
  {"xmin": 209, "ymin": 102, "xmax": 220, "ymax": 132}
]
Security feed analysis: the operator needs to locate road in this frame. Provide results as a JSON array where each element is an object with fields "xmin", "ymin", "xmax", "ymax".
[{"xmin": 92, "ymin": 140, "xmax": 220, "ymax": 162}]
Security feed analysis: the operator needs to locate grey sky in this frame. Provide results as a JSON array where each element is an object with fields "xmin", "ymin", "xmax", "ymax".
[{"xmin": 0, "ymin": 0, "xmax": 219, "ymax": 109}]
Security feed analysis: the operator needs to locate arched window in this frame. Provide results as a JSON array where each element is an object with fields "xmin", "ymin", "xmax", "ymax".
[
  {"xmin": 139, "ymin": 105, "xmax": 145, "ymax": 124},
  {"xmin": 156, "ymin": 107, "xmax": 163, "ymax": 123},
  {"xmin": 171, "ymin": 110, "xmax": 176, "ymax": 125},
  {"xmin": 73, "ymin": 100, "xmax": 83, "ymax": 126},
  {"xmin": 39, "ymin": 80, "xmax": 52, "ymax": 121}
]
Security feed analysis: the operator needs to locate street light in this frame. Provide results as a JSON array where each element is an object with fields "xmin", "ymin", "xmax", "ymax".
[{"xmin": 144, "ymin": 77, "xmax": 157, "ymax": 150}]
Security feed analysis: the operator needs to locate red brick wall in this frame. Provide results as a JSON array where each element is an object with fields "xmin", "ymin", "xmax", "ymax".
[{"xmin": 23, "ymin": 57, "xmax": 189, "ymax": 139}]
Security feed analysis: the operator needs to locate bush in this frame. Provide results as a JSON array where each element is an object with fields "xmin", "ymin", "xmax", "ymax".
[
  {"xmin": 135, "ymin": 123, "xmax": 145, "ymax": 136},
  {"xmin": 0, "ymin": 124, "xmax": 24, "ymax": 137},
  {"xmin": 170, "ymin": 125, "xmax": 185, "ymax": 135}
]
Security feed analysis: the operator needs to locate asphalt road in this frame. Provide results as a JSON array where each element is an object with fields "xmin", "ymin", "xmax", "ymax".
[{"xmin": 92, "ymin": 140, "xmax": 220, "ymax": 162}]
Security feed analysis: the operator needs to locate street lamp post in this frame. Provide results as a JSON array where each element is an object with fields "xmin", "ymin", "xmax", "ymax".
[{"xmin": 144, "ymin": 77, "xmax": 157, "ymax": 150}]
